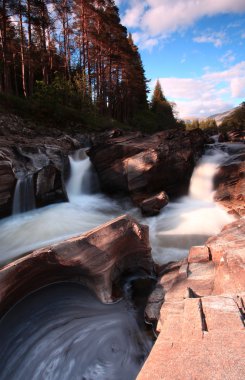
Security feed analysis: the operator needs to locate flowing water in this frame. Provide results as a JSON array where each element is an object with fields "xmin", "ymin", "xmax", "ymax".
[
  {"xmin": 0, "ymin": 142, "xmax": 239, "ymax": 380},
  {"xmin": 0, "ymin": 143, "xmax": 235, "ymax": 266},
  {"xmin": 0, "ymin": 283, "xmax": 152, "ymax": 380},
  {"xmin": 12, "ymin": 174, "xmax": 36, "ymax": 215}
]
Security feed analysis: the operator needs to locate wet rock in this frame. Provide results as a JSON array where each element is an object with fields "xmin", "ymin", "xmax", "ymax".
[
  {"xmin": 0, "ymin": 114, "xmax": 88, "ymax": 218},
  {"xmin": 0, "ymin": 156, "xmax": 16, "ymax": 217},
  {"xmin": 136, "ymin": 191, "xmax": 169, "ymax": 216},
  {"xmin": 139, "ymin": 219, "xmax": 245, "ymax": 380},
  {"xmin": 34, "ymin": 165, "xmax": 68, "ymax": 207},
  {"xmin": 214, "ymin": 150, "xmax": 245, "ymax": 217},
  {"xmin": 88, "ymin": 128, "xmax": 207, "ymax": 210},
  {"xmin": 0, "ymin": 215, "xmax": 153, "ymax": 317},
  {"xmin": 218, "ymin": 132, "xmax": 228, "ymax": 142}
]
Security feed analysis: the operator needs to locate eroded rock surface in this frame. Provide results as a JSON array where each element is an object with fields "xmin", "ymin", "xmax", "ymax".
[
  {"xmin": 0, "ymin": 215, "xmax": 153, "ymax": 317},
  {"xmin": 214, "ymin": 145, "xmax": 245, "ymax": 217},
  {"xmin": 88, "ymin": 128, "xmax": 207, "ymax": 214},
  {"xmin": 140, "ymin": 219, "xmax": 245, "ymax": 380},
  {"xmin": 0, "ymin": 114, "xmax": 88, "ymax": 217}
]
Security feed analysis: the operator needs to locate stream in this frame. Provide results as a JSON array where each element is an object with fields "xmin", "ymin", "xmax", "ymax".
[
  {"xmin": 0, "ymin": 142, "xmax": 234, "ymax": 266},
  {"xmin": 0, "ymin": 140, "xmax": 238, "ymax": 380}
]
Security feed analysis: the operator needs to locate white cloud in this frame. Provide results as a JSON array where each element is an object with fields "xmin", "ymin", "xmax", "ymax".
[
  {"xmin": 122, "ymin": 0, "xmax": 245, "ymax": 45},
  {"xmin": 230, "ymin": 77, "xmax": 245, "ymax": 97},
  {"xmin": 220, "ymin": 50, "xmax": 235, "ymax": 66},
  {"xmin": 242, "ymin": 32, "xmax": 245, "ymax": 38},
  {"xmin": 193, "ymin": 32, "xmax": 226, "ymax": 47},
  {"xmin": 121, "ymin": 1, "xmax": 145, "ymax": 28},
  {"xmin": 131, "ymin": 32, "xmax": 160, "ymax": 51},
  {"xmin": 154, "ymin": 61, "xmax": 245, "ymax": 118}
]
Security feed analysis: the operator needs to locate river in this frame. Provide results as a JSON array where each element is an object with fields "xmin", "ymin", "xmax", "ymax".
[{"xmin": 0, "ymin": 140, "xmax": 238, "ymax": 380}]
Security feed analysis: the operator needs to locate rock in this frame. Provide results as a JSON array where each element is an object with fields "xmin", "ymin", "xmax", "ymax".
[
  {"xmin": 0, "ymin": 155, "xmax": 16, "ymax": 217},
  {"xmin": 0, "ymin": 113, "xmax": 88, "ymax": 218},
  {"xmin": 34, "ymin": 164, "xmax": 68, "ymax": 207},
  {"xmin": 0, "ymin": 215, "xmax": 153, "ymax": 317},
  {"xmin": 214, "ymin": 150, "xmax": 245, "ymax": 217},
  {"xmin": 218, "ymin": 132, "xmax": 228, "ymax": 142},
  {"xmin": 188, "ymin": 245, "xmax": 210, "ymax": 263},
  {"xmin": 136, "ymin": 191, "xmax": 169, "ymax": 216},
  {"xmin": 139, "ymin": 219, "xmax": 245, "ymax": 380},
  {"xmin": 88, "ymin": 128, "xmax": 207, "ymax": 209}
]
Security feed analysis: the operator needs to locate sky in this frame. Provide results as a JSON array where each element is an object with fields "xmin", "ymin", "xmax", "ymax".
[{"xmin": 115, "ymin": 0, "xmax": 245, "ymax": 119}]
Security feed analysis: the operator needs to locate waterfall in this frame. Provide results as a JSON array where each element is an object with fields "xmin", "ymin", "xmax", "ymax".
[
  {"xmin": 189, "ymin": 146, "xmax": 229, "ymax": 201},
  {"xmin": 148, "ymin": 144, "xmax": 234, "ymax": 264},
  {"xmin": 66, "ymin": 149, "xmax": 99, "ymax": 200},
  {"xmin": 12, "ymin": 174, "xmax": 36, "ymax": 215},
  {"xmin": 0, "ymin": 142, "xmax": 236, "ymax": 267}
]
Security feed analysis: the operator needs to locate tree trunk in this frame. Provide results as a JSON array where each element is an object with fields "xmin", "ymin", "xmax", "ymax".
[
  {"xmin": 18, "ymin": 0, "xmax": 27, "ymax": 97},
  {"xmin": 27, "ymin": 0, "xmax": 33, "ymax": 95}
]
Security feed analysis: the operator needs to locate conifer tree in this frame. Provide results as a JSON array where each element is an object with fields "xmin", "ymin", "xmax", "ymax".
[
  {"xmin": 0, "ymin": 0, "xmax": 150, "ymax": 124},
  {"xmin": 151, "ymin": 79, "xmax": 177, "ymax": 129}
]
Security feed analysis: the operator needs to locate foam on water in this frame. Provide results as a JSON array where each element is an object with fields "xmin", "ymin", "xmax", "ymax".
[{"xmin": 0, "ymin": 144, "xmax": 236, "ymax": 267}]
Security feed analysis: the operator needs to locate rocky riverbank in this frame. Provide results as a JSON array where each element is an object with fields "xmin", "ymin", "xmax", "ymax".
[
  {"xmin": 0, "ymin": 113, "xmax": 208, "ymax": 218},
  {"xmin": 138, "ymin": 218, "xmax": 245, "ymax": 380},
  {"xmin": 0, "ymin": 114, "xmax": 88, "ymax": 217},
  {"xmin": 0, "ymin": 112, "xmax": 244, "ymax": 380}
]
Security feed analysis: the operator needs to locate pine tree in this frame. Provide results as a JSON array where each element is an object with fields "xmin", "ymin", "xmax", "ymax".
[
  {"xmin": 151, "ymin": 79, "xmax": 177, "ymax": 129},
  {"xmin": 0, "ymin": 0, "xmax": 150, "ymax": 125}
]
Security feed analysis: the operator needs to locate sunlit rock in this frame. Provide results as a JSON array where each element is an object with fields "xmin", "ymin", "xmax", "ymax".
[
  {"xmin": 88, "ymin": 128, "xmax": 207, "ymax": 211},
  {"xmin": 140, "ymin": 218, "xmax": 245, "ymax": 380},
  {"xmin": 0, "ymin": 215, "xmax": 153, "ymax": 317}
]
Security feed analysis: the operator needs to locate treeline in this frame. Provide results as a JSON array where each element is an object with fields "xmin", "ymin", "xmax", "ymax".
[
  {"xmin": 220, "ymin": 102, "xmax": 245, "ymax": 131},
  {"xmin": 0, "ymin": 0, "xmax": 148, "ymax": 123},
  {"xmin": 185, "ymin": 118, "xmax": 217, "ymax": 133}
]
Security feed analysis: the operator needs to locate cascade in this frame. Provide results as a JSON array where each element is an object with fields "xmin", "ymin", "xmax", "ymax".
[
  {"xmin": 66, "ymin": 149, "xmax": 100, "ymax": 200},
  {"xmin": 0, "ymin": 143, "xmax": 235, "ymax": 266},
  {"xmin": 148, "ymin": 144, "xmax": 234, "ymax": 264},
  {"xmin": 189, "ymin": 146, "xmax": 229, "ymax": 201},
  {"xmin": 12, "ymin": 174, "xmax": 36, "ymax": 215},
  {"xmin": 0, "ymin": 141, "xmax": 239, "ymax": 380}
]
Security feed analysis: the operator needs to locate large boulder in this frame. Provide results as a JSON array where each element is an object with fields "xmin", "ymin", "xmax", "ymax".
[
  {"xmin": 88, "ymin": 128, "xmax": 207, "ymax": 213},
  {"xmin": 0, "ymin": 215, "xmax": 153, "ymax": 317},
  {"xmin": 139, "ymin": 219, "xmax": 245, "ymax": 380}
]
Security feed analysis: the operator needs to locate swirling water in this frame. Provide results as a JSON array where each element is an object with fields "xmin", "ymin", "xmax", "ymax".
[
  {"xmin": 0, "ymin": 142, "xmax": 238, "ymax": 380},
  {"xmin": 0, "ymin": 283, "xmax": 153, "ymax": 380}
]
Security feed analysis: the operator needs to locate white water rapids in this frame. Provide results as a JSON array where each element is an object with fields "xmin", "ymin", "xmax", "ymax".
[
  {"xmin": 0, "ymin": 143, "xmax": 234, "ymax": 267},
  {"xmin": 0, "ymin": 141, "xmax": 239, "ymax": 380}
]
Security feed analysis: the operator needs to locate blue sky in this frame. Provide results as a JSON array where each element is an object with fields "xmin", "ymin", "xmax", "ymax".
[{"xmin": 115, "ymin": 0, "xmax": 245, "ymax": 119}]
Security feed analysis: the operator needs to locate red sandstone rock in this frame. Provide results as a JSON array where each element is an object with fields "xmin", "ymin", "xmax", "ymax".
[
  {"xmin": 137, "ymin": 191, "xmax": 169, "ymax": 216},
  {"xmin": 140, "ymin": 219, "xmax": 245, "ymax": 380},
  {"xmin": 0, "ymin": 215, "xmax": 153, "ymax": 317},
  {"xmin": 188, "ymin": 245, "xmax": 210, "ymax": 263},
  {"xmin": 214, "ymin": 151, "xmax": 245, "ymax": 217},
  {"xmin": 88, "ymin": 128, "xmax": 206, "ymax": 209}
]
